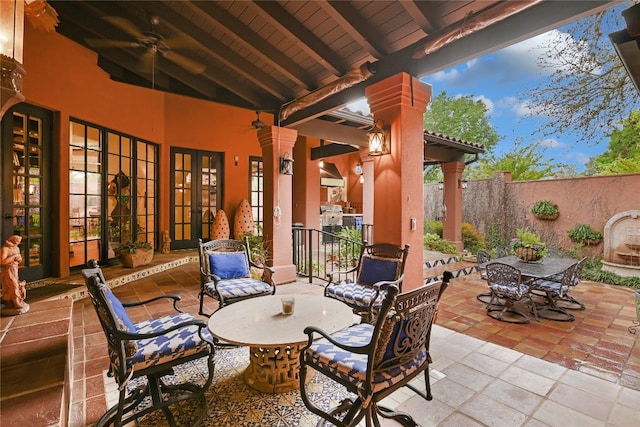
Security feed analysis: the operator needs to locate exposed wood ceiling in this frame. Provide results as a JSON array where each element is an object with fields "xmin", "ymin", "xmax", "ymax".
[{"xmin": 49, "ymin": 0, "xmax": 618, "ymax": 148}]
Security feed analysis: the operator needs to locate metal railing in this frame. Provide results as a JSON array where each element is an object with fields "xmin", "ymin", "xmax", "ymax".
[{"xmin": 292, "ymin": 224, "xmax": 373, "ymax": 284}]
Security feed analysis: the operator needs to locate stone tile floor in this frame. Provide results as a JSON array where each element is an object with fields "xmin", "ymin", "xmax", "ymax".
[{"xmin": 62, "ymin": 253, "xmax": 639, "ymax": 426}]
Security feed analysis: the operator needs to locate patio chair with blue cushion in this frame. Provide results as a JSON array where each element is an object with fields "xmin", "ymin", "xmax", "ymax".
[
  {"xmin": 530, "ymin": 262, "xmax": 578, "ymax": 322},
  {"xmin": 300, "ymin": 279, "xmax": 446, "ymax": 426},
  {"xmin": 486, "ymin": 262, "xmax": 539, "ymax": 324},
  {"xmin": 81, "ymin": 260, "xmax": 215, "ymax": 427},
  {"xmin": 476, "ymin": 249, "xmax": 493, "ymax": 304},
  {"xmin": 552, "ymin": 256, "xmax": 587, "ymax": 310},
  {"xmin": 324, "ymin": 242, "xmax": 409, "ymax": 323},
  {"xmin": 198, "ymin": 237, "xmax": 275, "ymax": 316}
]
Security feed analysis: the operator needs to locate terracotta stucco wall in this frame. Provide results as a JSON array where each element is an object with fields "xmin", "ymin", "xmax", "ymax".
[
  {"xmin": 17, "ymin": 26, "xmax": 268, "ymax": 276},
  {"xmin": 425, "ymin": 171, "xmax": 640, "ymax": 256}
]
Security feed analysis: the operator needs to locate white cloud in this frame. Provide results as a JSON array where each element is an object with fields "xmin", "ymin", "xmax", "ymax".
[
  {"xmin": 474, "ymin": 95, "xmax": 494, "ymax": 114},
  {"xmin": 539, "ymin": 138, "xmax": 566, "ymax": 149}
]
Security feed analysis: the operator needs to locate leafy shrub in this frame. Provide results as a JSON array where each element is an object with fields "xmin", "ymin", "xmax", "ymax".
[
  {"xmin": 567, "ymin": 224, "xmax": 602, "ymax": 242},
  {"xmin": 424, "ymin": 219, "xmax": 443, "ymax": 236},
  {"xmin": 581, "ymin": 258, "xmax": 640, "ymax": 289},
  {"xmin": 461, "ymin": 222, "xmax": 485, "ymax": 253},
  {"xmin": 115, "ymin": 240, "xmax": 152, "ymax": 254},
  {"xmin": 531, "ymin": 200, "xmax": 559, "ymax": 216},
  {"xmin": 424, "ymin": 220, "xmax": 485, "ymax": 253},
  {"xmin": 423, "ymin": 233, "xmax": 458, "ymax": 254}
]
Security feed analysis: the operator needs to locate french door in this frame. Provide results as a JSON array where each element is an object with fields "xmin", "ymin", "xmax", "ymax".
[
  {"xmin": 170, "ymin": 148, "xmax": 222, "ymax": 249},
  {"xmin": 1, "ymin": 104, "xmax": 52, "ymax": 282}
]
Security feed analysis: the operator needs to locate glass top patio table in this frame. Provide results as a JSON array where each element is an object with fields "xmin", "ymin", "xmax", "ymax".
[{"xmin": 482, "ymin": 255, "xmax": 577, "ymax": 279}]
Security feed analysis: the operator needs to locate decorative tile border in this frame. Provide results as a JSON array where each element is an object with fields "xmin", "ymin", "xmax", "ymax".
[{"xmin": 106, "ymin": 256, "xmax": 197, "ymax": 289}]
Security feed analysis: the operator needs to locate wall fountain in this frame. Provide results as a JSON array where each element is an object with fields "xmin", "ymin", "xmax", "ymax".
[{"xmin": 602, "ymin": 210, "xmax": 640, "ymax": 277}]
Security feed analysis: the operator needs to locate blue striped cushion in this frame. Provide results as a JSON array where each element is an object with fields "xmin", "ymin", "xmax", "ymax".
[
  {"xmin": 488, "ymin": 282, "xmax": 530, "ymax": 299},
  {"xmin": 204, "ymin": 277, "xmax": 272, "ymax": 299},
  {"xmin": 110, "ymin": 313, "xmax": 213, "ymax": 373},
  {"xmin": 532, "ymin": 279, "xmax": 569, "ymax": 296},
  {"xmin": 305, "ymin": 323, "xmax": 427, "ymax": 394},
  {"xmin": 326, "ymin": 280, "xmax": 384, "ymax": 308}
]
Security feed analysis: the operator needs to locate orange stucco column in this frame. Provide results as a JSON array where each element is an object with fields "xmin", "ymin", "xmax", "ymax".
[
  {"xmin": 365, "ymin": 73, "xmax": 432, "ymax": 290},
  {"xmin": 258, "ymin": 125, "xmax": 298, "ymax": 284},
  {"xmin": 442, "ymin": 161, "xmax": 465, "ymax": 251}
]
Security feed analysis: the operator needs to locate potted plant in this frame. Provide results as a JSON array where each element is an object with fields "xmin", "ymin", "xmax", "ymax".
[
  {"xmin": 531, "ymin": 200, "xmax": 559, "ymax": 220},
  {"xmin": 511, "ymin": 229, "xmax": 547, "ymax": 262},
  {"xmin": 115, "ymin": 240, "xmax": 154, "ymax": 268},
  {"xmin": 567, "ymin": 224, "xmax": 602, "ymax": 245}
]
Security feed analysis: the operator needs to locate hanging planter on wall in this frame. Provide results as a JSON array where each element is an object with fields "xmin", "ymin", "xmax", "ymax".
[{"xmin": 531, "ymin": 200, "xmax": 559, "ymax": 221}]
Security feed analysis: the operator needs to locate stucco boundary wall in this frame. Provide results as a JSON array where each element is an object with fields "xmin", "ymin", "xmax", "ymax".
[{"xmin": 424, "ymin": 171, "xmax": 640, "ymax": 256}]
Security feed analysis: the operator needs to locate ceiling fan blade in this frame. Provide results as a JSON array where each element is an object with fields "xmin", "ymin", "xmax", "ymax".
[
  {"xmin": 85, "ymin": 38, "xmax": 139, "ymax": 49},
  {"xmin": 162, "ymin": 51, "xmax": 206, "ymax": 75},
  {"xmin": 136, "ymin": 52, "xmax": 155, "ymax": 74},
  {"xmin": 103, "ymin": 16, "xmax": 145, "ymax": 39}
]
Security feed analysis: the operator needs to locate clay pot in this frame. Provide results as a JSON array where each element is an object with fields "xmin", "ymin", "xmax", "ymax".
[
  {"xmin": 211, "ymin": 210, "xmax": 230, "ymax": 240},
  {"xmin": 515, "ymin": 247, "xmax": 542, "ymax": 262},
  {"xmin": 119, "ymin": 249, "xmax": 153, "ymax": 268},
  {"xmin": 234, "ymin": 199, "xmax": 255, "ymax": 240}
]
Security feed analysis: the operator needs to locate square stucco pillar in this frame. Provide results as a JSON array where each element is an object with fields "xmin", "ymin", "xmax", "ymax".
[
  {"xmin": 365, "ymin": 73, "xmax": 432, "ymax": 291},
  {"xmin": 441, "ymin": 161, "xmax": 466, "ymax": 252},
  {"xmin": 258, "ymin": 126, "xmax": 298, "ymax": 284}
]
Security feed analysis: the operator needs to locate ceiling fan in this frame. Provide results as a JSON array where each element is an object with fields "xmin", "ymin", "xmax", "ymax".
[{"xmin": 86, "ymin": 15, "xmax": 206, "ymax": 76}]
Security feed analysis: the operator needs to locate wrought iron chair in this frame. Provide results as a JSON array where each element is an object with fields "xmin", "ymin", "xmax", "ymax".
[
  {"xmin": 324, "ymin": 242, "xmax": 409, "ymax": 323},
  {"xmin": 476, "ymin": 249, "xmax": 493, "ymax": 304},
  {"xmin": 81, "ymin": 260, "xmax": 215, "ymax": 427},
  {"xmin": 530, "ymin": 262, "xmax": 577, "ymax": 322},
  {"xmin": 485, "ymin": 262, "xmax": 539, "ymax": 324},
  {"xmin": 553, "ymin": 256, "xmax": 587, "ymax": 310},
  {"xmin": 198, "ymin": 237, "xmax": 275, "ymax": 316},
  {"xmin": 300, "ymin": 278, "xmax": 447, "ymax": 427}
]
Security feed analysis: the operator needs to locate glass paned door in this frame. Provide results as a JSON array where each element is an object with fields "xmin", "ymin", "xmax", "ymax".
[
  {"xmin": 170, "ymin": 148, "xmax": 222, "ymax": 248},
  {"xmin": 1, "ymin": 104, "xmax": 51, "ymax": 282}
]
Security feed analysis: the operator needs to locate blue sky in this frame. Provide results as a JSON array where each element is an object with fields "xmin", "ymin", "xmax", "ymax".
[
  {"xmin": 348, "ymin": 5, "xmax": 629, "ymax": 173},
  {"xmin": 423, "ymin": 29, "xmax": 601, "ymax": 172}
]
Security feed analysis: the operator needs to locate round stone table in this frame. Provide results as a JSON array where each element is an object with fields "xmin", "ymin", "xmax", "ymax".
[{"xmin": 207, "ymin": 294, "xmax": 354, "ymax": 393}]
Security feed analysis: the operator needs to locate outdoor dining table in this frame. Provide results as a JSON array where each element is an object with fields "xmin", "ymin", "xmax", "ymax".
[{"xmin": 480, "ymin": 255, "xmax": 577, "ymax": 280}]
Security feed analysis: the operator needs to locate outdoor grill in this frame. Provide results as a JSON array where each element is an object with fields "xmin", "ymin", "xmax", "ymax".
[{"xmin": 320, "ymin": 205, "xmax": 343, "ymax": 227}]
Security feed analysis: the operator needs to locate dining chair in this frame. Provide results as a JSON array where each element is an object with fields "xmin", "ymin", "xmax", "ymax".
[
  {"xmin": 530, "ymin": 262, "xmax": 578, "ymax": 322},
  {"xmin": 324, "ymin": 242, "xmax": 409, "ymax": 323},
  {"xmin": 554, "ymin": 256, "xmax": 587, "ymax": 310},
  {"xmin": 81, "ymin": 260, "xmax": 215, "ymax": 427},
  {"xmin": 300, "ymin": 279, "xmax": 446, "ymax": 426},
  {"xmin": 476, "ymin": 249, "xmax": 493, "ymax": 304},
  {"xmin": 485, "ymin": 262, "xmax": 538, "ymax": 324},
  {"xmin": 198, "ymin": 237, "xmax": 276, "ymax": 316}
]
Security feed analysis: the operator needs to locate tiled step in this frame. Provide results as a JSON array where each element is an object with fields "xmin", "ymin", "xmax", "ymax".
[{"xmin": 423, "ymin": 254, "xmax": 479, "ymax": 284}]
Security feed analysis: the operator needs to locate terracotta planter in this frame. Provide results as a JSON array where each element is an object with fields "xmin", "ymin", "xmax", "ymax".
[
  {"xmin": 515, "ymin": 247, "xmax": 542, "ymax": 262},
  {"xmin": 119, "ymin": 249, "xmax": 154, "ymax": 268},
  {"xmin": 571, "ymin": 238, "xmax": 602, "ymax": 246},
  {"xmin": 534, "ymin": 212, "xmax": 559, "ymax": 221}
]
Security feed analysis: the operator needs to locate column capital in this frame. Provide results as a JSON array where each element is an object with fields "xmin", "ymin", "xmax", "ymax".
[{"xmin": 365, "ymin": 73, "xmax": 432, "ymax": 116}]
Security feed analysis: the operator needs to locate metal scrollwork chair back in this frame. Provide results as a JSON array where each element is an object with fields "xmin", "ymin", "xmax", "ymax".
[
  {"xmin": 81, "ymin": 260, "xmax": 215, "ymax": 427},
  {"xmin": 300, "ymin": 275, "xmax": 450, "ymax": 427},
  {"xmin": 198, "ymin": 237, "xmax": 275, "ymax": 316},
  {"xmin": 324, "ymin": 242, "xmax": 409, "ymax": 323}
]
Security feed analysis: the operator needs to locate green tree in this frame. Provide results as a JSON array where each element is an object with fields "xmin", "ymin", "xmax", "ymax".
[
  {"xmin": 587, "ymin": 110, "xmax": 640, "ymax": 174},
  {"xmin": 423, "ymin": 91, "xmax": 500, "ymax": 150},
  {"xmin": 466, "ymin": 138, "xmax": 559, "ymax": 181},
  {"xmin": 523, "ymin": 3, "xmax": 640, "ymax": 143},
  {"xmin": 423, "ymin": 91, "xmax": 500, "ymax": 182}
]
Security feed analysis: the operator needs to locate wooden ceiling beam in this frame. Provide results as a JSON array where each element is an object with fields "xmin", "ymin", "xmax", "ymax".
[
  {"xmin": 253, "ymin": 1, "xmax": 349, "ymax": 77},
  {"xmin": 146, "ymin": 1, "xmax": 292, "ymax": 102},
  {"xmin": 190, "ymin": 1, "xmax": 317, "ymax": 91},
  {"xmin": 319, "ymin": 0, "xmax": 385, "ymax": 58}
]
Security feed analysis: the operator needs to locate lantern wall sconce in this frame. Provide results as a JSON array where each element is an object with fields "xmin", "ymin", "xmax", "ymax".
[
  {"xmin": 367, "ymin": 120, "xmax": 390, "ymax": 156},
  {"xmin": 280, "ymin": 152, "xmax": 294, "ymax": 175},
  {"xmin": 0, "ymin": 0, "xmax": 26, "ymax": 120}
]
